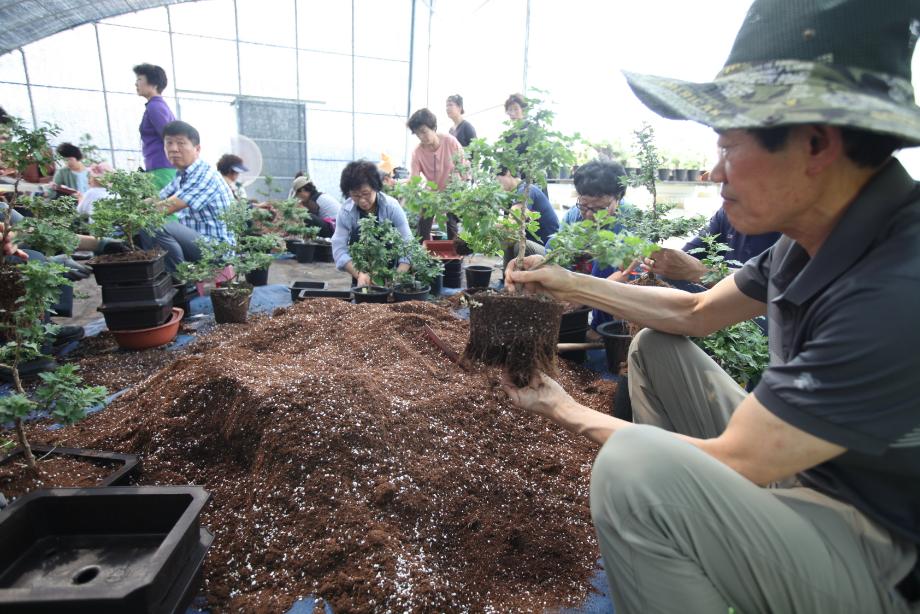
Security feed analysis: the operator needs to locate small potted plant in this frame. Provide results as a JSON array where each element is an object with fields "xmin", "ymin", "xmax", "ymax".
[
  {"xmin": 0, "ymin": 256, "xmax": 108, "ymax": 479},
  {"xmin": 0, "ymin": 117, "xmax": 59, "ymax": 210},
  {"xmin": 176, "ymin": 200, "xmax": 281, "ymax": 324},
  {"xmin": 349, "ymin": 217, "xmax": 404, "ymax": 304},
  {"xmin": 392, "ymin": 236, "xmax": 445, "ymax": 302}
]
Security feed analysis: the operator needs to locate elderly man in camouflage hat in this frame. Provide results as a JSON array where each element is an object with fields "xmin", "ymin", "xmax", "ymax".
[{"xmin": 503, "ymin": 1, "xmax": 920, "ymax": 612}]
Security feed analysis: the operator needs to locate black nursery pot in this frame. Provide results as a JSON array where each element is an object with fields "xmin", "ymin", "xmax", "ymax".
[
  {"xmin": 464, "ymin": 265, "xmax": 493, "ymax": 290},
  {"xmin": 98, "ymin": 289, "xmax": 177, "ymax": 331},
  {"xmin": 596, "ymin": 320, "xmax": 633, "ymax": 375},
  {"xmin": 0, "ymin": 486, "xmax": 213, "ymax": 614},
  {"xmin": 314, "ymin": 243, "xmax": 333, "ymax": 262},
  {"xmin": 393, "ymin": 284, "xmax": 430, "ymax": 302},
  {"xmin": 101, "ymin": 271, "xmax": 173, "ymax": 304},
  {"xmin": 352, "ymin": 285, "xmax": 391, "ymax": 304},
  {"xmin": 285, "ymin": 238, "xmax": 301, "ymax": 254},
  {"xmin": 245, "ymin": 267, "xmax": 270, "ymax": 287},
  {"xmin": 443, "ymin": 260, "xmax": 462, "ymax": 288},
  {"xmin": 294, "ymin": 242, "xmax": 315, "ymax": 264},
  {"xmin": 90, "ymin": 252, "xmax": 166, "ymax": 286}
]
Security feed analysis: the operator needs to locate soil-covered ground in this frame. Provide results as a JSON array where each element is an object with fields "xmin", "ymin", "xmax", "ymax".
[{"xmin": 15, "ymin": 299, "xmax": 617, "ymax": 613}]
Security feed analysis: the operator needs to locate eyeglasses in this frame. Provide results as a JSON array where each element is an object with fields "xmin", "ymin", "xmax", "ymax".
[
  {"xmin": 576, "ymin": 198, "xmax": 614, "ymax": 213},
  {"xmin": 349, "ymin": 189, "xmax": 375, "ymax": 202}
]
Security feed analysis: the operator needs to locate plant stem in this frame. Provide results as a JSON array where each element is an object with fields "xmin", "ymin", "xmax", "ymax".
[{"xmin": 8, "ymin": 365, "xmax": 38, "ymax": 473}]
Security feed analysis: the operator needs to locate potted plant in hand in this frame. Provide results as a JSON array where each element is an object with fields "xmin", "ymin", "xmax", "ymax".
[
  {"xmin": 176, "ymin": 200, "xmax": 281, "ymax": 324},
  {"xmin": 348, "ymin": 217, "xmax": 403, "ymax": 304},
  {"xmin": 392, "ymin": 236, "xmax": 445, "ymax": 302},
  {"xmin": 462, "ymin": 92, "xmax": 576, "ymax": 387}
]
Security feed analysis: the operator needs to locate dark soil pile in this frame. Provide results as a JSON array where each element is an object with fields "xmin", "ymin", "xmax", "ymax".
[
  {"xmin": 47, "ymin": 299, "xmax": 615, "ymax": 613},
  {"xmin": 62, "ymin": 331, "xmax": 185, "ymax": 391}
]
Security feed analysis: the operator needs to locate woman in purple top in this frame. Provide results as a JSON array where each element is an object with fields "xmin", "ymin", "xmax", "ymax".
[{"xmin": 133, "ymin": 63, "xmax": 176, "ymax": 190}]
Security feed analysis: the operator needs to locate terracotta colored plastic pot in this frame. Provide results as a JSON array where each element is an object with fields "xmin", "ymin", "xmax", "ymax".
[{"xmin": 111, "ymin": 307, "xmax": 183, "ymax": 351}]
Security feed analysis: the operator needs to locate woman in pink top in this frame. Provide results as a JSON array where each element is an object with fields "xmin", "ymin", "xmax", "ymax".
[{"xmin": 407, "ymin": 108, "xmax": 464, "ymax": 240}]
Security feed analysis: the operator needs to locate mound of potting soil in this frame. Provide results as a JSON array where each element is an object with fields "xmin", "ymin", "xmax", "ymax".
[{"xmin": 55, "ymin": 299, "xmax": 616, "ymax": 613}]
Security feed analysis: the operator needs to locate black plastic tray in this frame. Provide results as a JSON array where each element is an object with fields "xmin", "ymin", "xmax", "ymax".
[
  {"xmin": 0, "ymin": 486, "xmax": 212, "ymax": 614},
  {"xmin": 289, "ymin": 280, "xmax": 327, "ymax": 302},
  {"xmin": 99, "ymin": 289, "xmax": 177, "ymax": 331},
  {"xmin": 0, "ymin": 445, "xmax": 140, "ymax": 488},
  {"xmin": 101, "ymin": 271, "xmax": 173, "ymax": 304},
  {"xmin": 90, "ymin": 253, "xmax": 166, "ymax": 286},
  {"xmin": 297, "ymin": 288, "xmax": 352, "ymax": 301}
]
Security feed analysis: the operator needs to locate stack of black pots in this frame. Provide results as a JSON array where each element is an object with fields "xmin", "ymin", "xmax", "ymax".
[{"xmin": 93, "ymin": 252, "xmax": 176, "ymax": 331}]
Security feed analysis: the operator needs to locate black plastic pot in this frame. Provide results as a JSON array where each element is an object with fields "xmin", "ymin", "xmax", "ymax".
[
  {"xmin": 429, "ymin": 273, "xmax": 443, "ymax": 297},
  {"xmin": 244, "ymin": 267, "xmax": 270, "ymax": 286},
  {"xmin": 314, "ymin": 243, "xmax": 333, "ymax": 263},
  {"xmin": 443, "ymin": 260, "xmax": 462, "ymax": 288},
  {"xmin": 597, "ymin": 320, "xmax": 632, "ymax": 375},
  {"xmin": 558, "ymin": 308, "xmax": 591, "ymax": 364},
  {"xmin": 0, "ymin": 444, "xmax": 140, "ymax": 489},
  {"xmin": 210, "ymin": 287, "xmax": 251, "ymax": 324},
  {"xmin": 296, "ymin": 288, "xmax": 352, "ymax": 301},
  {"xmin": 673, "ymin": 168, "xmax": 689, "ymax": 181},
  {"xmin": 559, "ymin": 307, "xmax": 591, "ymax": 334},
  {"xmin": 172, "ymin": 283, "xmax": 194, "ymax": 319},
  {"xmin": 289, "ymin": 280, "xmax": 327, "ymax": 302},
  {"xmin": 464, "ymin": 265, "xmax": 493, "ymax": 289},
  {"xmin": 352, "ymin": 285, "xmax": 390, "ymax": 304},
  {"xmin": 99, "ymin": 289, "xmax": 177, "ymax": 331},
  {"xmin": 52, "ymin": 283, "xmax": 74, "ymax": 318},
  {"xmin": 101, "ymin": 271, "xmax": 173, "ymax": 304},
  {"xmin": 90, "ymin": 252, "xmax": 166, "ymax": 286},
  {"xmin": 285, "ymin": 238, "xmax": 301, "ymax": 254},
  {"xmin": 657, "ymin": 169, "xmax": 671, "ymax": 181},
  {"xmin": 294, "ymin": 242, "xmax": 315, "ymax": 263},
  {"xmin": 687, "ymin": 169, "xmax": 702, "ymax": 182},
  {"xmin": 393, "ymin": 284, "xmax": 430, "ymax": 302},
  {"xmin": 0, "ymin": 486, "xmax": 213, "ymax": 614}
]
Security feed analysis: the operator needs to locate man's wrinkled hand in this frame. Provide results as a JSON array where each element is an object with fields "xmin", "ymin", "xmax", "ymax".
[
  {"xmin": 502, "ymin": 372, "xmax": 577, "ymax": 421},
  {"xmin": 504, "ymin": 255, "xmax": 575, "ymax": 300}
]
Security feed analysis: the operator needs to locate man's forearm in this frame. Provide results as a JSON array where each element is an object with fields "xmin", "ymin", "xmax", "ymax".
[
  {"xmin": 565, "ymin": 272, "xmax": 705, "ymax": 336},
  {"xmin": 551, "ymin": 399, "xmax": 632, "ymax": 445}
]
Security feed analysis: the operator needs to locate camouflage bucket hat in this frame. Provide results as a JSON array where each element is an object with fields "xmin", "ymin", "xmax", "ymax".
[{"xmin": 624, "ymin": 0, "xmax": 920, "ymax": 144}]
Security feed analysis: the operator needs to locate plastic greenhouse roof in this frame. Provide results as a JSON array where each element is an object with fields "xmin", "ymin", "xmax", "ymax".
[{"xmin": 0, "ymin": 0, "xmax": 195, "ymax": 56}]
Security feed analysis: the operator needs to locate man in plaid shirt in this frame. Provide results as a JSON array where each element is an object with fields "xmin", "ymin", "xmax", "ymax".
[{"xmin": 138, "ymin": 120, "xmax": 233, "ymax": 273}]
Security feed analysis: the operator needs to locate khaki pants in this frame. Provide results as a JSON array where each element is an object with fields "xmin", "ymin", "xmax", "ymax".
[{"xmin": 590, "ymin": 329, "xmax": 919, "ymax": 614}]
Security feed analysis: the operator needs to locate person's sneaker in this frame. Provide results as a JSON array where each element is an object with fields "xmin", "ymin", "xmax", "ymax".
[{"xmin": 52, "ymin": 325, "xmax": 84, "ymax": 346}]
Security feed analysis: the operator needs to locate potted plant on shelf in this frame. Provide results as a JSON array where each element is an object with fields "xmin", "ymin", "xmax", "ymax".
[
  {"xmin": 461, "ymin": 92, "xmax": 576, "ymax": 387},
  {"xmin": 176, "ymin": 200, "xmax": 281, "ymax": 324},
  {"xmin": 348, "ymin": 217, "xmax": 403, "ymax": 304},
  {"xmin": 392, "ymin": 236, "xmax": 445, "ymax": 302}
]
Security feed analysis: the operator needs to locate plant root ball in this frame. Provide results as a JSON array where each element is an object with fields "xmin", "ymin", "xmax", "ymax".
[{"xmin": 463, "ymin": 291, "xmax": 565, "ymax": 388}]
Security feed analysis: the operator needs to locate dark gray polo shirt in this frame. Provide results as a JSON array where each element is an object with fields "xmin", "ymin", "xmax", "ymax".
[{"xmin": 735, "ymin": 159, "xmax": 920, "ymax": 545}]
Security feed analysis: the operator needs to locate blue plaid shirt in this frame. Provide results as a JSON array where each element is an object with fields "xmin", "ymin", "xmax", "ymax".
[{"xmin": 159, "ymin": 158, "xmax": 234, "ymax": 243}]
